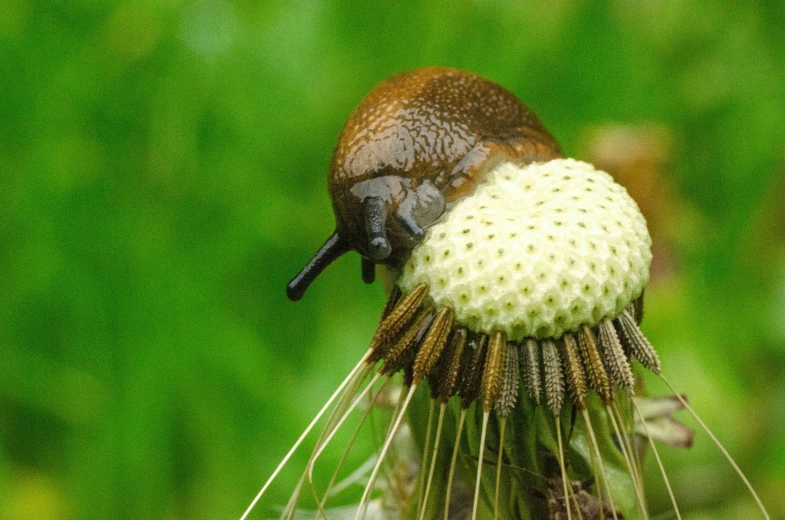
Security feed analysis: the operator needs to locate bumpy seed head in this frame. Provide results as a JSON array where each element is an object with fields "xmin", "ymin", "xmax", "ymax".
[{"xmin": 399, "ymin": 159, "xmax": 651, "ymax": 340}]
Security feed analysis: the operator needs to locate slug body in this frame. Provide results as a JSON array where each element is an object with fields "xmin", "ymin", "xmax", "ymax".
[{"xmin": 287, "ymin": 67, "xmax": 561, "ymax": 301}]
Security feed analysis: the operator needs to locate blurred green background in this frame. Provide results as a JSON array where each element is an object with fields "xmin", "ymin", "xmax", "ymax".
[{"xmin": 1, "ymin": 1, "xmax": 785, "ymax": 519}]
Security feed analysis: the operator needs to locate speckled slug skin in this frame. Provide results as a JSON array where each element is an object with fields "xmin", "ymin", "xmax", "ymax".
[{"xmin": 399, "ymin": 159, "xmax": 652, "ymax": 340}]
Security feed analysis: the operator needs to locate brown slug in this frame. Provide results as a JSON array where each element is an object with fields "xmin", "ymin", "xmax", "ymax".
[{"xmin": 287, "ymin": 67, "xmax": 562, "ymax": 301}]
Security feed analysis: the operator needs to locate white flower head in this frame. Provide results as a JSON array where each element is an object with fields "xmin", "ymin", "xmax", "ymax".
[{"xmin": 399, "ymin": 159, "xmax": 652, "ymax": 340}]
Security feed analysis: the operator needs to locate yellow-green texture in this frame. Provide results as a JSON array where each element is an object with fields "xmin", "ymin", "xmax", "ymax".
[
  {"xmin": 400, "ymin": 160, "xmax": 651, "ymax": 339},
  {"xmin": 1, "ymin": 2, "xmax": 785, "ymax": 519}
]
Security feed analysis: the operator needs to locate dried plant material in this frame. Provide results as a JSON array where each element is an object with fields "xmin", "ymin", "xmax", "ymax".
[
  {"xmin": 605, "ymin": 403, "xmax": 648, "ymax": 517},
  {"xmin": 598, "ymin": 318, "xmax": 635, "ymax": 392},
  {"xmin": 546, "ymin": 476, "xmax": 618, "ymax": 520},
  {"xmin": 379, "ymin": 285, "xmax": 402, "ymax": 324},
  {"xmin": 553, "ymin": 416, "xmax": 575, "ymax": 520},
  {"xmin": 426, "ymin": 329, "xmax": 452, "ymax": 400},
  {"xmin": 577, "ymin": 324, "xmax": 613, "ymax": 403},
  {"xmin": 632, "ymin": 290, "xmax": 645, "ymax": 325},
  {"xmin": 633, "ymin": 395, "xmax": 693, "ymax": 448},
  {"xmin": 358, "ymin": 386, "xmax": 418, "ymax": 520},
  {"xmin": 562, "ymin": 334, "xmax": 588, "ymax": 409},
  {"xmin": 494, "ymin": 416, "xmax": 508, "ymax": 519},
  {"xmin": 438, "ymin": 328, "xmax": 468, "ymax": 402},
  {"xmin": 403, "ymin": 355, "xmax": 416, "ymax": 388},
  {"xmin": 541, "ymin": 340, "xmax": 564, "ymax": 415},
  {"xmin": 616, "ymin": 310, "xmax": 661, "ymax": 373},
  {"xmin": 581, "ymin": 408, "xmax": 620, "ymax": 520},
  {"xmin": 370, "ymin": 283, "xmax": 428, "ymax": 350},
  {"xmin": 420, "ymin": 402, "xmax": 449, "ymax": 519},
  {"xmin": 239, "ymin": 352, "xmax": 373, "ymax": 520},
  {"xmin": 497, "ymin": 343, "xmax": 520, "ymax": 417},
  {"xmin": 522, "ymin": 338, "xmax": 543, "ymax": 405},
  {"xmin": 413, "ymin": 307, "xmax": 454, "ymax": 384},
  {"xmin": 482, "ymin": 331, "xmax": 508, "ymax": 412},
  {"xmin": 632, "ymin": 398, "xmax": 682, "ymax": 519},
  {"xmin": 427, "ymin": 364, "xmax": 444, "ymax": 401},
  {"xmin": 380, "ymin": 311, "xmax": 433, "ymax": 372},
  {"xmin": 625, "ymin": 302, "xmax": 637, "ymax": 326},
  {"xmin": 461, "ymin": 334, "xmax": 488, "ymax": 409},
  {"xmin": 658, "ymin": 374, "xmax": 769, "ymax": 518}
]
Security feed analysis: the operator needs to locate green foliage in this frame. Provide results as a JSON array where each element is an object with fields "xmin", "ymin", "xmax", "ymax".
[{"xmin": 1, "ymin": 1, "xmax": 784, "ymax": 519}]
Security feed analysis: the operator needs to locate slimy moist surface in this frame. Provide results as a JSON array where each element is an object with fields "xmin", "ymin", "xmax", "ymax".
[{"xmin": 399, "ymin": 159, "xmax": 652, "ymax": 340}]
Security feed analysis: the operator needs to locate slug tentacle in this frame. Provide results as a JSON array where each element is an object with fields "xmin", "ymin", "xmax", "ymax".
[
  {"xmin": 286, "ymin": 231, "xmax": 350, "ymax": 301},
  {"xmin": 360, "ymin": 257, "xmax": 376, "ymax": 284},
  {"xmin": 362, "ymin": 196, "xmax": 392, "ymax": 261}
]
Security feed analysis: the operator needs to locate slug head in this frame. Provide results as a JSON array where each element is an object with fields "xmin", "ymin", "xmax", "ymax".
[{"xmin": 287, "ymin": 67, "xmax": 562, "ymax": 301}]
